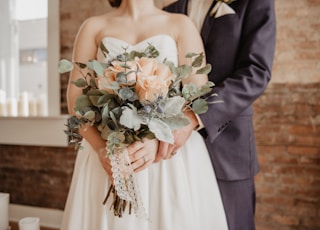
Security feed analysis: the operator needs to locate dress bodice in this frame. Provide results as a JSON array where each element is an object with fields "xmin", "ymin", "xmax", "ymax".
[{"xmin": 96, "ymin": 34, "xmax": 178, "ymax": 65}]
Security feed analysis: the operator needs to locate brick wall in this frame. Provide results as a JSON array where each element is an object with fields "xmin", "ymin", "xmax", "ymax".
[
  {"xmin": 254, "ymin": 83, "xmax": 320, "ymax": 230},
  {"xmin": 0, "ymin": 0, "xmax": 319, "ymax": 229},
  {"xmin": 0, "ymin": 145, "xmax": 76, "ymax": 209}
]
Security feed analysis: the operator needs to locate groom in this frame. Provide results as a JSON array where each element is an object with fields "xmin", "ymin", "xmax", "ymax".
[{"xmin": 159, "ymin": 0, "xmax": 276, "ymax": 229}]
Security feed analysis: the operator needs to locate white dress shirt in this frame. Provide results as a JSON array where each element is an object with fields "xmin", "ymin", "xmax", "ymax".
[{"xmin": 188, "ymin": 0, "xmax": 214, "ymax": 31}]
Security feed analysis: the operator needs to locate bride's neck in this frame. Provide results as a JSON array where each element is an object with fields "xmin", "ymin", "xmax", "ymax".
[{"xmin": 118, "ymin": 0, "xmax": 157, "ymax": 19}]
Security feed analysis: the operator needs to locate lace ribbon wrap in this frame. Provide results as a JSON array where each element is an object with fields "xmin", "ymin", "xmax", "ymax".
[{"xmin": 109, "ymin": 147, "xmax": 148, "ymax": 219}]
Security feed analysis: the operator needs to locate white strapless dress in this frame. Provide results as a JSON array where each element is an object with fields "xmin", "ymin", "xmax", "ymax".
[{"xmin": 61, "ymin": 35, "xmax": 228, "ymax": 230}]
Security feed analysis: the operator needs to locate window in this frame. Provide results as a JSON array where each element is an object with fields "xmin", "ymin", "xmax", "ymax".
[{"xmin": 0, "ymin": 0, "xmax": 60, "ymax": 117}]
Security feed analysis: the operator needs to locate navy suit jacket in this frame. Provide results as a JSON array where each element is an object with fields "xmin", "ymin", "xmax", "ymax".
[{"xmin": 164, "ymin": 0, "xmax": 276, "ymax": 180}]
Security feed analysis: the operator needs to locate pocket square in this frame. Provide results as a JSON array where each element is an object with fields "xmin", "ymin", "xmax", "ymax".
[{"xmin": 210, "ymin": 2, "xmax": 236, "ymax": 18}]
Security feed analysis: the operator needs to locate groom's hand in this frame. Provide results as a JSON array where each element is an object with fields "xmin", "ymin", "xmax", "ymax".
[{"xmin": 155, "ymin": 110, "xmax": 199, "ymax": 162}]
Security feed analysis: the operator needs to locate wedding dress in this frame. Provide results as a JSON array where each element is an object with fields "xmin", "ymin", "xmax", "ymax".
[{"xmin": 61, "ymin": 34, "xmax": 228, "ymax": 230}]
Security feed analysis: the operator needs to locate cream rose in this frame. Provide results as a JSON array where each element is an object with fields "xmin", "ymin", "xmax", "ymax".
[
  {"xmin": 96, "ymin": 60, "xmax": 138, "ymax": 93},
  {"xmin": 109, "ymin": 60, "xmax": 138, "ymax": 83},
  {"xmin": 96, "ymin": 69, "xmax": 117, "ymax": 94},
  {"xmin": 135, "ymin": 57, "xmax": 176, "ymax": 103}
]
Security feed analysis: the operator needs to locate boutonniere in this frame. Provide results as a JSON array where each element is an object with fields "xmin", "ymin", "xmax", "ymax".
[{"xmin": 210, "ymin": 0, "xmax": 236, "ymax": 18}]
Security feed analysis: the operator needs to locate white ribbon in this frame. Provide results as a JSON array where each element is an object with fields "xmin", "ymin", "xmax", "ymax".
[{"xmin": 109, "ymin": 147, "xmax": 148, "ymax": 219}]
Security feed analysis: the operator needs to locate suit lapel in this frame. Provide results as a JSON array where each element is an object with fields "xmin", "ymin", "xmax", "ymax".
[{"xmin": 201, "ymin": 1, "xmax": 218, "ymax": 44}]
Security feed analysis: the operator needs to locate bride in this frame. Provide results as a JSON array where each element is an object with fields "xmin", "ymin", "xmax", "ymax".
[{"xmin": 61, "ymin": 0, "xmax": 228, "ymax": 229}]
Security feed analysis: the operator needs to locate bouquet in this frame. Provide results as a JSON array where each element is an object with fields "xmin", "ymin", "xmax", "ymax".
[{"xmin": 59, "ymin": 43, "xmax": 216, "ymax": 218}]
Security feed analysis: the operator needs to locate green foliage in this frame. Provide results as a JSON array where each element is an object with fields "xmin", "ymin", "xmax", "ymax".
[
  {"xmin": 58, "ymin": 59, "xmax": 74, "ymax": 73},
  {"xmin": 61, "ymin": 44, "xmax": 221, "ymax": 154}
]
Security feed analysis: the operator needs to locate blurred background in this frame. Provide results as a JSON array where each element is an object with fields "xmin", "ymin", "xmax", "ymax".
[{"xmin": 0, "ymin": 0, "xmax": 319, "ymax": 229}]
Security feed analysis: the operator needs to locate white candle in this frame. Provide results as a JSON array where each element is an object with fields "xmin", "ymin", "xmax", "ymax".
[
  {"xmin": 28, "ymin": 97, "xmax": 38, "ymax": 117},
  {"xmin": 0, "ymin": 193, "xmax": 9, "ymax": 230},
  {"xmin": 7, "ymin": 98, "xmax": 18, "ymax": 117},
  {"xmin": 37, "ymin": 94, "xmax": 48, "ymax": 116},
  {"xmin": 18, "ymin": 217, "xmax": 40, "ymax": 230},
  {"xmin": 18, "ymin": 92, "xmax": 29, "ymax": 117},
  {"xmin": 0, "ymin": 90, "xmax": 7, "ymax": 116}
]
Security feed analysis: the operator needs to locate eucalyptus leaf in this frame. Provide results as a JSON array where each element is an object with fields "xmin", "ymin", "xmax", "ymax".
[
  {"xmin": 144, "ymin": 44, "xmax": 160, "ymax": 58},
  {"xmin": 199, "ymin": 81, "xmax": 215, "ymax": 95},
  {"xmin": 149, "ymin": 118, "xmax": 174, "ymax": 144},
  {"xmin": 176, "ymin": 65, "xmax": 192, "ymax": 78},
  {"xmin": 164, "ymin": 60, "xmax": 177, "ymax": 75},
  {"xmin": 196, "ymin": 64, "xmax": 212, "ymax": 75},
  {"xmin": 162, "ymin": 116, "xmax": 190, "ymax": 130},
  {"xmin": 185, "ymin": 52, "xmax": 198, "ymax": 58},
  {"xmin": 90, "ymin": 78, "xmax": 98, "ymax": 88},
  {"xmin": 119, "ymin": 88, "xmax": 134, "ymax": 101},
  {"xmin": 97, "ymin": 94, "xmax": 115, "ymax": 106},
  {"xmin": 100, "ymin": 124, "xmax": 112, "ymax": 140},
  {"xmin": 89, "ymin": 95, "xmax": 102, "ymax": 107},
  {"xmin": 163, "ymin": 96, "xmax": 185, "ymax": 116},
  {"xmin": 83, "ymin": 110, "xmax": 95, "ymax": 121},
  {"xmin": 58, "ymin": 59, "xmax": 74, "ymax": 73},
  {"xmin": 116, "ymin": 72, "xmax": 127, "ymax": 83},
  {"xmin": 192, "ymin": 53, "xmax": 204, "ymax": 68},
  {"xmin": 182, "ymin": 83, "xmax": 199, "ymax": 100},
  {"xmin": 72, "ymin": 78, "xmax": 87, "ymax": 88},
  {"xmin": 99, "ymin": 42, "xmax": 109, "ymax": 58},
  {"xmin": 192, "ymin": 98, "xmax": 208, "ymax": 114},
  {"xmin": 74, "ymin": 95, "xmax": 92, "ymax": 111},
  {"xmin": 75, "ymin": 62, "xmax": 87, "ymax": 69},
  {"xmin": 87, "ymin": 60, "xmax": 105, "ymax": 76},
  {"xmin": 101, "ymin": 104, "xmax": 110, "ymax": 126},
  {"xmin": 87, "ymin": 89, "xmax": 104, "ymax": 96}
]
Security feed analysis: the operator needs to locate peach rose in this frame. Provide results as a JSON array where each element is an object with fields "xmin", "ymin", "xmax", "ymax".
[
  {"xmin": 135, "ymin": 75, "xmax": 169, "ymax": 103},
  {"xmin": 134, "ymin": 57, "xmax": 176, "ymax": 102},
  {"xmin": 96, "ymin": 69, "xmax": 117, "ymax": 94},
  {"xmin": 135, "ymin": 57, "xmax": 158, "ymax": 76},
  {"xmin": 109, "ymin": 60, "xmax": 137, "ymax": 83}
]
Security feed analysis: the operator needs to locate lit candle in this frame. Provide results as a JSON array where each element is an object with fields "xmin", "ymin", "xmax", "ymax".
[
  {"xmin": 18, "ymin": 217, "xmax": 40, "ymax": 230},
  {"xmin": 0, "ymin": 193, "xmax": 9, "ymax": 230}
]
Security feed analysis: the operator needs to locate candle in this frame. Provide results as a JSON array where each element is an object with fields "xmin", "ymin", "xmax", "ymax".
[
  {"xmin": 0, "ymin": 193, "xmax": 9, "ymax": 230},
  {"xmin": 28, "ymin": 97, "xmax": 38, "ymax": 117},
  {"xmin": 7, "ymin": 98, "xmax": 18, "ymax": 117},
  {"xmin": 0, "ymin": 90, "xmax": 7, "ymax": 116},
  {"xmin": 18, "ymin": 92, "xmax": 29, "ymax": 117},
  {"xmin": 18, "ymin": 217, "xmax": 40, "ymax": 230},
  {"xmin": 37, "ymin": 94, "xmax": 48, "ymax": 117}
]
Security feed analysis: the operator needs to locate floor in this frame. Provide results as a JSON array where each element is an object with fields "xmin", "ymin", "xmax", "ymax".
[{"xmin": 9, "ymin": 222, "xmax": 58, "ymax": 230}]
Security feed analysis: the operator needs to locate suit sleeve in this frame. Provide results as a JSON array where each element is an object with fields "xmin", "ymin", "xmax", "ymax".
[{"xmin": 200, "ymin": 0, "xmax": 276, "ymax": 143}]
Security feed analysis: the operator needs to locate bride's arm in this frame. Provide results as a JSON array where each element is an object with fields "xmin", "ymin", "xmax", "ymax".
[
  {"xmin": 67, "ymin": 18, "xmax": 113, "ymax": 177},
  {"xmin": 156, "ymin": 14, "xmax": 207, "ymax": 161}
]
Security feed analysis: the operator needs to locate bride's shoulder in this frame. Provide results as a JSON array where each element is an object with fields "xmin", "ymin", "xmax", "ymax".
[
  {"xmin": 163, "ymin": 12, "xmax": 197, "ymax": 33},
  {"xmin": 76, "ymin": 13, "xmax": 113, "ymax": 35}
]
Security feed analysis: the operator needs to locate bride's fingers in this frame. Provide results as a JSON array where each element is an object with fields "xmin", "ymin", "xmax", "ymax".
[
  {"xmin": 127, "ymin": 141, "xmax": 144, "ymax": 162},
  {"xmin": 156, "ymin": 141, "xmax": 169, "ymax": 162},
  {"xmin": 133, "ymin": 156, "xmax": 152, "ymax": 173}
]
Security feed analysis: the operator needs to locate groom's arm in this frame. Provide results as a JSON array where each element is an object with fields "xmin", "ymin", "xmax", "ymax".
[{"xmin": 199, "ymin": 0, "xmax": 276, "ymax": 143}]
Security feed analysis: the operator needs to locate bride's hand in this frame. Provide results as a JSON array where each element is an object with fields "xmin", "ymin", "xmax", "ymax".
[
  {"xmin": 97, "ymin": 149, "xmax": 113, "ymax": 178},
  {"xmin": 155, "ymin": 110, "xmax": 198, "ymax": 162},
  {"xmin": 127, "ymin": 138, "xmax": 159, "ymax": 173}
]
